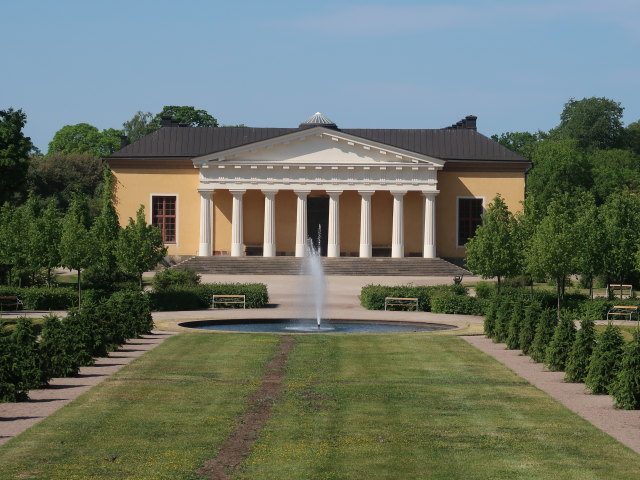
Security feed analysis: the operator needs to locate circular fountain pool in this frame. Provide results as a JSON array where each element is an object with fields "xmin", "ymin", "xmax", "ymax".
[{"xmin": 180, "ymin": 319, "xmax": 456, "ymax": 334}]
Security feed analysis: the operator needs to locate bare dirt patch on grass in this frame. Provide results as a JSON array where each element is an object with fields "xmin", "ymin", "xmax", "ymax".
[{"xmin": 197, "ymin": 335, "xmax": 295, "ymax": 479}]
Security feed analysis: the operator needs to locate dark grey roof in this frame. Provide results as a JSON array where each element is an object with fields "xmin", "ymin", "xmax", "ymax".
[{"xmin": 110, "ymin": 125, "xmax": 525, "ymax": 163}]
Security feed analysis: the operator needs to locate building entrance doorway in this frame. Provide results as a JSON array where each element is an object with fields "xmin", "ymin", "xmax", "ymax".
[{"xmin": 307, "ymin": 196, "xmax": 329, "ymax": 256}]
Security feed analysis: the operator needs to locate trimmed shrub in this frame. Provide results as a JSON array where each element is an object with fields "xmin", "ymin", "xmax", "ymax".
[
  {"xmin": 530, "ymin": 309, "xmax": 557, "ymax": 363},
  {"xmin": 612, "ymin": 330, "xmax": 640, "ymax": 409},
  {"xmin": 544, "ymin": 316, "xmax": 576, "ymax": 371},
  {"xmin": 106, "ymin": 290, "xmax": 154, "ymax": 338},
  {"xmin": 506, "ymin": 298, "xmax": 526, "ymax": 350},
  {"xmin": 11, "ymin": 317, "xmax": 45, "ymax": 389},
  {"xmin": 519, "ymin": 302, "xmax": 542, "ymax": 354},
  {"xmin": 430, "ymin": 293, "xmax": 486, "ymax": 316},
  {"xmin": 493, "ymin": 299, "xmax": 513, "ymax": 343},
  {"xmin": 151, "ymin": 268, "xmax": 201, "ymax": 291},
  {"xmin": 483, "ymin": 297, "xmax": 499, "ymax": 338},
  {"xmin": 474, "ymin": 282, "xmax": 496, "ymax": 300},
  {"xmin": 0, "ymin": 287, "xmax": 76, "ymax": 310},
  {"xmin": 586, "ymin": 324, "xmax": 625, "ymax": 394},
  {"xmin": 359, "ymin": 284, "xmax": 465, "ymax": 312},
  {"xmin": 39, "ymin": 314, "xmax": 85, "ymax": 379},
  {"xmin": 0, "ymin": 334, "xmax": 27, "ymax": 402},
  {"xmin": 565, "ymin": 319, "xmax": 596, "ymax": 383},
  {"xmin": 148, "ymin": 283, "xmax": 269, "ymax": 311}
]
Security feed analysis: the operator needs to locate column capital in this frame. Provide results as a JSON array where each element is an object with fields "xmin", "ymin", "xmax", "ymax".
[
  {"xmin": 326, "ymin": 190, "xmax": 343, "ymax": 196},
  {"xmin": 229, "ymin": 189, "xmax": 246, "ymax": 196},
  {"xmin": 261, "ymin": 189, "xmax": 279, "ymax": 197},
  {"xmin": 358, "ymin": 190, "xmax": 375, "ymax": 198},
  {"xmin": 390, "ymin": 190, "xmax": 407, "ymax": 198},
  {"xmin": 421, "ymin": 190, "xmax": 440, "ymax": 197},
  {"xmin": 294, "ymin": 190, "xmax": 311, "ymax": 197},
  {"xmin": 197, "ymin": 188, "xmax": 215, "ymax": 195}
]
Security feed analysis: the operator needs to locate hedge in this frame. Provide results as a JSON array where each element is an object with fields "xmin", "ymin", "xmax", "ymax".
[
  {"xmin": 429, "ymin": 293, "xmax": 487, "ymax": 316},
  {"xmin": 0, "ymin": 287, "xmax": 76, "ymax": 310},
  {"xmin": 359, "ymin": 284, "xmax": 466, "ymax": 312},
  {"xmin": 148, "ymin": 283, "xmax": 269, "ymax": 311}
]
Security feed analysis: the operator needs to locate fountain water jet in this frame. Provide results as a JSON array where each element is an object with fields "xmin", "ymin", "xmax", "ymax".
[{"xmin": 301, "ymin": 235, "xmax": 326, "ymax": 329}]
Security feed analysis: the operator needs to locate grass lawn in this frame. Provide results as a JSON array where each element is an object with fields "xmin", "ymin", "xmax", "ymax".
[{"xmin": 1, "ymin": 333, "xmax": 640, "ymax": 479}]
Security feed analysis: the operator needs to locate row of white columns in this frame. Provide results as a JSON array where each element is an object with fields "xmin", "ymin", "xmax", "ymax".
[{"xmin": 198, "ymin": 189, "xmax": 438, "ymax": 258}]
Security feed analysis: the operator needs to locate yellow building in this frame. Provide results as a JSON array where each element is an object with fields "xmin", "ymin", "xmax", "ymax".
[{"xmin": 107, "ymin": 113, "xmax": 528, "ymax": 263}]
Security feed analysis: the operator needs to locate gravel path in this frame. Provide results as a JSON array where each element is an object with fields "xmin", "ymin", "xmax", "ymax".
[
  {"xmin": 0, "ymin": 331, "xmax": 176, "ymax": 446},
  {"xmin": 463, "ymin": 335, "xmax": 640, "ymax": 454}
]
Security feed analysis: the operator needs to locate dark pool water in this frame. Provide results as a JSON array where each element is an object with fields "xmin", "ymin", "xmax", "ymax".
[{"xmin": 180, "ymin": 319, "xmax": 455, "ymax": 334}]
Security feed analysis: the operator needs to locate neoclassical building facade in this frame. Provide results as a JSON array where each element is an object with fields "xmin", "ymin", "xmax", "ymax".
[{"xmin": 107, "ymin": 113, "xmax": 528, "ymax": 261}]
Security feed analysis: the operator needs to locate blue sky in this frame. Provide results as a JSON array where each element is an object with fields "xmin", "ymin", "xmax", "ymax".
[{"xmin": 2, "ymin": 0, "xmax": 639, "ymax": 151}]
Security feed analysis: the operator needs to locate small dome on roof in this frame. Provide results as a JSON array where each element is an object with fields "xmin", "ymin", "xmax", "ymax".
[{"xmin": 299, "ymin": 112, "xmax": 338, "ymax": 129}]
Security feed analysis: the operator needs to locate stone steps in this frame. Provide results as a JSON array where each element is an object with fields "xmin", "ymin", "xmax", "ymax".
[{"xmin": 175, "ymin": 256, "xmax": 469, "ymax": 277}]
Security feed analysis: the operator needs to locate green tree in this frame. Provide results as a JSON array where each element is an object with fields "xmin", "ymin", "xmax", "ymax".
[
  {"xmin": 59, "ymin": 195, "xmax": 96, "ymax": 304},
  {"xmin": 573, "ymin": 194, "xmax": 605, "ymax": 298},
  {"xmin": 87, "ymin": 167, "xmax": 120, "ymax": 284},
  {"xmin": 590, "ymin": 149, "xmax": 640, "ymax": 204},
  {"xmin": 530, "ymin": 309, "xmax": 557, "ymax": 363},
  {"xmin": 526, "ymin": 139, "xmax": 590, "ymax": 218},
  {"xmin": 611, "ymin": 330, "xmax": 640, "ymax": 409},
  {"xmin": 602, "ymin": 190, "xmax": 640, "ymax": 289},
  {"xmin": 625, "ymin": 120, "xmax": 640, "ymax": 155},
  {"xmin": 526, "ymin": 194, "xmax": 579, "ymax": 318},
  {"xmin": 115, "ymin": 205, "xmax": 167, "ymax": 289},
  {"xmin": 506, "ymin": 298, "xmax": 525, "ymax": 350},
  {"xmin": 29, "ymin": 201, "xmax": 62, "ymax": 286},
  {"xmin": 551, "ymin": 97, "xmax": 625, "ymax": 150},
  {"xmin": 565, "ymin": 319, "xmax": 596, "ymax": 383},
  {"xmin": 544, "ymin": 316, "xmax": 576, "ymax": 371},
  {"xmin": 122, "ymin": 111, "xmax": 154, "ymax": 143},
  {"xmin": 490, "ymin": 131, "xmax": 540, "ymax": 159},
  {"xmin": 465, "ymin": 195, "xmax": 521, "ymax": 292},
  {"xmin": 48, "ymin": 123, "xmax": 121, "ymax": 157},
  {"xmin": 586, "ymin": 324, "xmax": 624, "ymax": 394},
  {"xmin": 519, "ymin": 301, "xmax": 542, "ymax": 354},
  {"xmin": 0, "ymin": 108, "xmax": 33, "ymax": 205},
  {"xmin": 150, "ymin": 106, "xmax": 218, "ymax": 129},
  {"xmin": 27, "ymin": 152, "xmax": 104, "ymax": 213},
  {"xmin": 0, "ymin": 203, "xmax": 31, "ymax": 286}
]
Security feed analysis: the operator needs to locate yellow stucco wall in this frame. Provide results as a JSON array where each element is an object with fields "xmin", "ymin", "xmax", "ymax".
[
  {"xmin": 112, "ymin": 167, "xmax": 525, "ymax": 259},
  {"xmin": 436, "ymin": 171, "xmax": 525, "ymax": 258},
  {"xmin": 112, "ymin": 168, "xmax": 200, "ymax": 256}
]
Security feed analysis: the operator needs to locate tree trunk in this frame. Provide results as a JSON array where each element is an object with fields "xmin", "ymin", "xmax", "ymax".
[
  {"xmin": 589, "ymin": 275, "xmax": 594, "ymax": 300},
  {"xmin": 497, "ymin": 275, "xmax": 501, "ymax": 294},
  {"xmin": 556, "ymin": 276, "xmax": 562, "ymax": 321},
  {"xmin": 139, "ymin": 273, "xmax": 143, "ymax": 291},
  {"xmin": 47, "ymin": 268, "xmax": 52, "ymax": 288},
  {"xmin": 77, "ymin": 268, "xmax": 82, "ymax": 307}
]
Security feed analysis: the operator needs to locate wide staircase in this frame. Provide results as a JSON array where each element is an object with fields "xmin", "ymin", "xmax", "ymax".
[{"xmin": 174, "ymin": 256, "xmax": 469, "ymax": 277}]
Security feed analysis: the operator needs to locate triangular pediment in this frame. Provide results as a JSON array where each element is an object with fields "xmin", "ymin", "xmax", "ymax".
[{"xmin": 192, "ymin": 127, "xmax": 444, "ymax": 169}]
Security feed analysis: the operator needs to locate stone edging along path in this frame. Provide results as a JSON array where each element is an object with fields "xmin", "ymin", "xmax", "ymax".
[
  {"xmin": 0, "ymin": 331, "xmax": 176, "ymax": 446},
  {"xmin": 462, "ymin": 335, "xmax": 640, "ymax": 455}
]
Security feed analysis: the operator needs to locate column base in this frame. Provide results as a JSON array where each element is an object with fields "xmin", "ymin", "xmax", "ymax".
[
  {"xmin": 263, "ymin": 244, "xmax": 275, "ymax": 257},
  {"xmin": 359, "ymin": 245, "xmax": 372, "ymax": 258},
  {"xmin": 198, "ymin": 243, "xmax": 211, "ymax": 257},
  {"xmin": 295, "ymin": 243, "xmax": 306, "ymax": 257},
  {"xmin": 423, "ymin": 245, "xmax": 436, "ymax": 259},
  {"xmin": 328, "ymin": 244, "xmax": 340, "ymax": 258},
  {"xmin": 392, "ymin": 245, "xmax": 404, "ymax": 258},
  {"xmin": 231, "ymin": 244, "xmax": 244, "ymax": 257}
]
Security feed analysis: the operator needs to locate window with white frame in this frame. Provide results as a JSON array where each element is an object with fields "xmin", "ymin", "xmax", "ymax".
[{"xmin": 152, "ymin": 196, "xmax": 177, "ymax": 243}]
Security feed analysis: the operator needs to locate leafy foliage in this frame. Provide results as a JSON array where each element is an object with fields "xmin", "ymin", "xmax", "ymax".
[
  {"xmin": 530, "ymin": 309, "xmax": 557, "ymax": 363},
  {"xmin": 122, "ymin": 111, "xmax": 155, "ymax": 143},
  {"xmin": 359, "ymin": 284, "xmax": 466, "ymax": 312},
  {"xmin": 493, "ymin": 299, "xmax": 513, "ymax": 344},
  {"xmin": 506, "ymin": 298, "xmax": 526, "ymax": 349},
  {"xmin": 48, "ymin": 123, "xmax": 121, "ymax": 157},
  {"xmin": 148, "ymin": 283, "xmax": 269, "ymax": 311},
  {"xmin": 115, "ymin": 205, "xmax": 167, "ymax": 288},
  {"xmin": 150, "ymin": 106, "xmax": 218, "ymax": 129},
  {"xmin": 544, "ymin": 316, "xmax": 576, "ymax": 371},
  {"xmin": 519, "ymin": 301, "xmax": 542, "ymax": 354},
  {"xmin": 429, "ymin": 293, "xmax": 487, "ymax": 316},
  {"xmin": 465, "ymin": 195, "xmax": 521, "ymax": 291},
  {"xmin": 565, "ymin": 319, "xmax": 596, "ymax": 383},
  {"xmin": 612, "ymin": 330, "xmax": 640, "ymax": 409},
  {"xmin": 151, "ymin": 268, "xmax": 201, "ymax": 291},
  {"xmin": 0, "ymin": 108, "xmax": 33, "ymax": 205},
  {"xmin": 585, "ymin": 324, "xmax": 624, "ymax": 394}
]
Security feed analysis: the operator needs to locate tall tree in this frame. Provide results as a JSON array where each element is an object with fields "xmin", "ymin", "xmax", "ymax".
[
  {"xmin": 465, "ymin": 195, "xmax": 521, "ymax": 292},
  {"xmin": 551, "ymin": 97, "xmax": 625, "ymax": 150},
  {"xmin": 526, "ymin": 194, "xmax": 579, "ymax": 318},
  {"xmin": 59, "ymin": 195, "xmax": 95, "ymax": 304},
  {"xmin": 590, "ymin": 149, "xmax": 640, "ymax": 204},
  {"xmin": 601, "ymin": 189, "xmax": 640, "ymax": 288},
  {"xmin": 490, "ymin": 131, "xmax": 540, "ymax": 159},
  {"xmin": 526, "ymin": 139, "xmax": 591, "ymax": 218},
  {"xmin": 122, "ymin": 111, "xmax": 154, "ymax": 143},
  {"xmin": 573, "ymin": 194, "xmax": 605, "ymax": 298},
  {"xmin": 115, "ymin": 205, "xmax": 167, "ymax": 289},
  {"xmin": 29, "ymin": 200, "xmax": 62, "ymax": 287},
  {"xmin": 0, "ymin": 108, "xmax": 33, "ymax": 205},
  {"xmin": 87, "ymin": 167, "xmax": 120, "ymax": 284},
  {"xmin": 625, "ymin": 120, "xmax": 640, "ymax": 155},
  {"xmin": 150, "ymin": 106, "xmax": 218, "ymax": 129},
  {"xmin": 48, "ymin": 123, "xmax": 121, "ymax": 157}
]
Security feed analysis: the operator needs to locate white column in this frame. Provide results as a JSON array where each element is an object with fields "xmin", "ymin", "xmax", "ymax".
[
  {"xmin": 423, "ymin": 191, "xmax": 438, "ymax": 258},
  {"xmin": 230, "ymin": 190, "xmax": 245, "ymax": 257},
  {"xmin": 391, "ymin": 191, "xmax": 405, "ymax": 258},
  {"xmin": 262, "ymin": 190, "xmax": 277, "ymax": 257},
  {"xmin": 359, "ymin": 191, "xmax": 374, "ymax": 258},
  {"xmin": 198, "ymin": 189, "xmax": 214, "ymax": 256},
  {"xmin": 295, "ymin": 190, "xmax": 310, "ymax": 257},
  {"xmin": 327, "ymin": 191, "xmax": 342, "ymax": 258}
]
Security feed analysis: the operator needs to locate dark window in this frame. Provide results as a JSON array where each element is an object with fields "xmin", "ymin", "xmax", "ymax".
[
  {"xmin": 458, "ymin": 198, "xmax": 483, "ymax": 246},
  {"xmin": 152, "ymin": 196, "xmax": 176, "ymax": 243}
]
